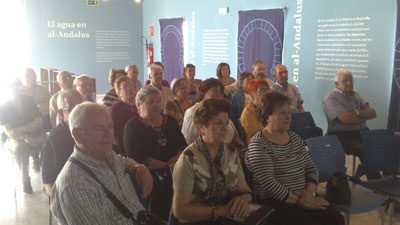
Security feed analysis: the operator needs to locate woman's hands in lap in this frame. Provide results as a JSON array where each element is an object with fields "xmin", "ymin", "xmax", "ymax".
[
  {"xmin": 217, "ymin": 195, "xmax": 251, "ymax": 219},
  {"xmin": 295, "ymin": 190, "xmax": 329, "ymax": 210}
]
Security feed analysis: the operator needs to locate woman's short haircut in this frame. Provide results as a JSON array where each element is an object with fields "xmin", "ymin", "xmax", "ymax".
[
  {"xmin": 108, "ymin": 68, "xmax": 127, "ymax": 86},
  {"xmin": 216, "ymin": 62, "xmax": 230, "ymax": 78},
  {"xmin": 197, "ymin": 78, "xmax": 224, "ymax": 101},
  {"xmin": 246, "ymin": 79, "xmax": 270, "ymax": 93},
  {"xmin": 237, "ymin": 72, "xmax": 254, "ymax": 89},
  {"xmin": 69, "ymin": 102, "xmax": 108, "ymax": 133},
  {"xmin": 184, "ymin": 64, "xmax": 195, "ymax": 69},
  {"xmin": 260, "ymin": 91, "xmax": 290, "ymax": 122},
  {"xmin": 170, "ymin": 77, "xmax": 188, "ymax": 96},
  {"xmin": 135, "ymin": 85, "xmax": 161, "ymax": 106},
  {"xmin": 114, "ymin": 76, "xmax": 133, "ymax": 91},
  {"xmin": 194, "ymin": 98, "xmax": 231, "ymax": 126}
]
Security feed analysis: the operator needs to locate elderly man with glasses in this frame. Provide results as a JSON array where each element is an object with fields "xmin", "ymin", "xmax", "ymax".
[{"xmin": 322, "ymin": 70, "xmax": 378, "ymax": 179}]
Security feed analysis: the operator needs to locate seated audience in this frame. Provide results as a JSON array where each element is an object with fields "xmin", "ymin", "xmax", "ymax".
[
  {"xmin": 172, "ymin": 98, "xmax": 252, "ymax": 225},
  {"xmin": 252, "ymin": 61, "xmax": 273, "ymax": 87},
  {"xmin": 148, "ymin": 63, "xmax": 173, "ymax": 108},
  {"xmin": 102, "ymin": 68, "xmax": 127, "ymax": 108},
  {"xmin": 246, "ymin": 91, "xmax": 344, "ymax": 225},
  {"xmin": 144, "ymin": 61, "xmax": 170, "ymax": 87},
  {"xmin": 51, "ymin": 102, "xmax": 153, "ymax": 225},
  {"xmin": 0, "ymin": 78, "xmax": 45, "ymax": 194},
  {"xmin": 110, "ymin": 76, "xmax": 138, "ymax": 155},
  {"xmin": 125, "ymin": 64, "xmax": 142, "ymax": 92},
  {"xmin": 124, "ymin": 86, "xmax": 187, "ymax": 221},
  {"xmin": 49, "ymin": 71, "xmax": 73, "ymax": 127},
  {"xmin": 323, "ymin": 69, "xmax": 377, "ymax": 179},
  {"xmin": 165, "ymin": 77, "xmax": 193, "ymax": 128},
  {"xmin": 40, "ymin": 89, "xmax": 83, "ymax": 196},
  {"xmin": 271, "ymin": 64, "xmax": 304, "ymax": 112},
  {"xmin": 183, "ymin": 64, "xmax": 202, "ymax": 102},
  {"xmin": 229, "ymin": 72, "xmax": 254, "ymax": 141},
  {"xmin": 73, "ymin": 74, "xmax": 95, "ymax": 102},
  {"xmin": 21, "ymin": 68, "xmax": 52, "ymax": 132},
  {"xmin": 216, "ymin": 62, "xmax": 235, "ymax": 86},
  {"xmin": 181, "ymin": 78, "xmax": 238, "ymax": 146},
  {"xmin": 240, "ymin": 79, "xmax": 270, "ymax": 145}
]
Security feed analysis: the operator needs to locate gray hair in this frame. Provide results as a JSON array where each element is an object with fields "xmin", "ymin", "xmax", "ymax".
[
  {"xmin": 69, "ymin": 102, "xmax": 108, "ymax": 133},
  {"xmin": 149, "ymin": 64, "xmax": 163, "ymax": 75},
  {"xmin": 335, "ymin": 70, "xmax": 352, "ymax": 82},
  {"xmin": 125, "ymin": 64, "xmax": 138, "ymax": 72},
  {"xmin": 57, "ymin": 89, "xmax": 83, "ymax": 109},
  {"xmin": 135, "ymin": 85, "xmax": 161, "ymax": 106},
  {"xmin": 73, "ymin": 74, "xmax": 92, "ymax": 85},
  {"xmin": 171, "ymin": 77, "xmax": 188, "ymax": 96},
  {"xmin": 56, "ymin": 71, "xmax": 71, "ymax": 83}
]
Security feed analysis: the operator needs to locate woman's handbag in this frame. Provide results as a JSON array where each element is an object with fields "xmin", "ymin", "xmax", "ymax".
[{"xmin": 326, "ymin": 172, "xmax": 351, "ymax": 204}]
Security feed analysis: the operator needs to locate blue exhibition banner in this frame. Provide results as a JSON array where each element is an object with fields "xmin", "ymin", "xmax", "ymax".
[
  {"xmin": 237, "ymin": 9, "xmax": 284, "ymax": 78},
  {"xmin": 159, "ymin": 17, "xmax": 184, "ymax": 83},
  {"xmin": 387, "ymin": 0, "xmax": 400, "ymax": 131}
]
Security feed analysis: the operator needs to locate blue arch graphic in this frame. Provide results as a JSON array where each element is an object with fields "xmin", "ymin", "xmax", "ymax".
[
  {"xmin": 237, "ymin": 19, "xmax": 283, "ymax": 74},
  {"xmin": 160, "ymin": 25, "xmax": 184, "ymax": 73}
]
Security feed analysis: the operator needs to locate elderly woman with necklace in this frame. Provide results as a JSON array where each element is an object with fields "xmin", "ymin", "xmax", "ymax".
[
  {"xmin": 172, "ymin": 98, "xmax": 252, "ymax": 225},
  {"xmin": 123, "ymin": 85, "xmax": 187, "ymax": 221}
]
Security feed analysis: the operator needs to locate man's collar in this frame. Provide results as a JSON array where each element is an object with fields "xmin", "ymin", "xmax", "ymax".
[{"xmin": 334, "ymin": 87, "xmax": 354, "ymax": 97}]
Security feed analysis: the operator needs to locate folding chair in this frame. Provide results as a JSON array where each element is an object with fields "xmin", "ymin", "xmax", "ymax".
[
  {"xmin": 355, "ymin": 129, "xmax": 400, "ymax": 225},
  {"xmin": 306, "ymin": 135, "xmax": 387, "ymax": 225}
]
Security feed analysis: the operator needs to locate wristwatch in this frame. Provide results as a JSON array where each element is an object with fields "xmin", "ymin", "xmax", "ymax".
[{"xmin": 354, "ymin": 109, "xmax": 360, "ymax": 117}]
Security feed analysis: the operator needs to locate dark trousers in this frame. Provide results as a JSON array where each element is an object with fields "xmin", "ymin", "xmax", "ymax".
[
  {"xmin": 266, "ymin": 199, "xmax": 344, "ymax": 225},
  {"xmin": 328, "ymin": 130, "xmax": 364, "ymax": 157},
  {"xmin": 328, "ymin": 130, "xmax": 382, "ymax": 179},
  {"xmin": 151, "ymin": 170, "xmax": 173, "ymax": 221}
]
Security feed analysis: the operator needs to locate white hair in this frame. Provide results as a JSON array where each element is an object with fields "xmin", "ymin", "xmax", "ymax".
[
  {"xmin": 125, "ymin": 64, "xmax": 138, "ymax": 72},
  {"xmin": 135, "ymin": 85, "xmax": 161, "ymax": 106},
  {"xmin": 335, "ymin": 70, "xmax": 352, "ymax": 82},
  {"xmin": 57, "ymin": 89, "xmax": 83, "ymax": 109},
  {"xmin": 68, "ymin": 102, "xmax": 108, "ymax": 133}
]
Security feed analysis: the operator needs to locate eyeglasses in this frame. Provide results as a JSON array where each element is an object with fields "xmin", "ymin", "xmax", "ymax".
[{"xmin": 339, "ymin": 78, "xmax": 354, "ymax": 84}]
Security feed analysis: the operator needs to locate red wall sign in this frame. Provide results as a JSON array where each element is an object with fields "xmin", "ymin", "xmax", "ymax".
[{"xmin": 150, "ymin": 25, "xmax": 155, "ymax": 37}]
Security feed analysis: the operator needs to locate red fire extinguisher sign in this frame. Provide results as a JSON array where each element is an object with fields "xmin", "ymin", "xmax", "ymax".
[
  {"xmin": 150, "ymin": 25, "xmax": 155, "ymax": 37},
  {"xmin": 147, "ymin": 42, "xmax": 154, "ymax": 67}
]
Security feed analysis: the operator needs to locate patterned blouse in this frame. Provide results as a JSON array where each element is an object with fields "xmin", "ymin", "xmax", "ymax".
[
  {"xmin": 173, "ymin": 137, "xmax": 245, "ymax": 205},
  {"xmin": 165, "ymin": 99, "xmax": 192, "ymax": 128}
]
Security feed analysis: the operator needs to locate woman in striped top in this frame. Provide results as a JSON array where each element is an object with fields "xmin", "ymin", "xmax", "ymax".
[{"xmin": 245, "ymin": 91, "xmax": 344, "ymax": 225}]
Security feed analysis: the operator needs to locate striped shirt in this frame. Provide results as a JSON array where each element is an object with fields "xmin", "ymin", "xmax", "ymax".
[{"xmin": 245, "ymin": 131, "xmax": 318, "ymax": 202}]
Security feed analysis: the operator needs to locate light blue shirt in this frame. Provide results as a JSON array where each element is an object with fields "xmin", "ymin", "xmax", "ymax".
[{"xmin": 322, "ymin": 88, "xmax": 368, "ymax": 132}]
